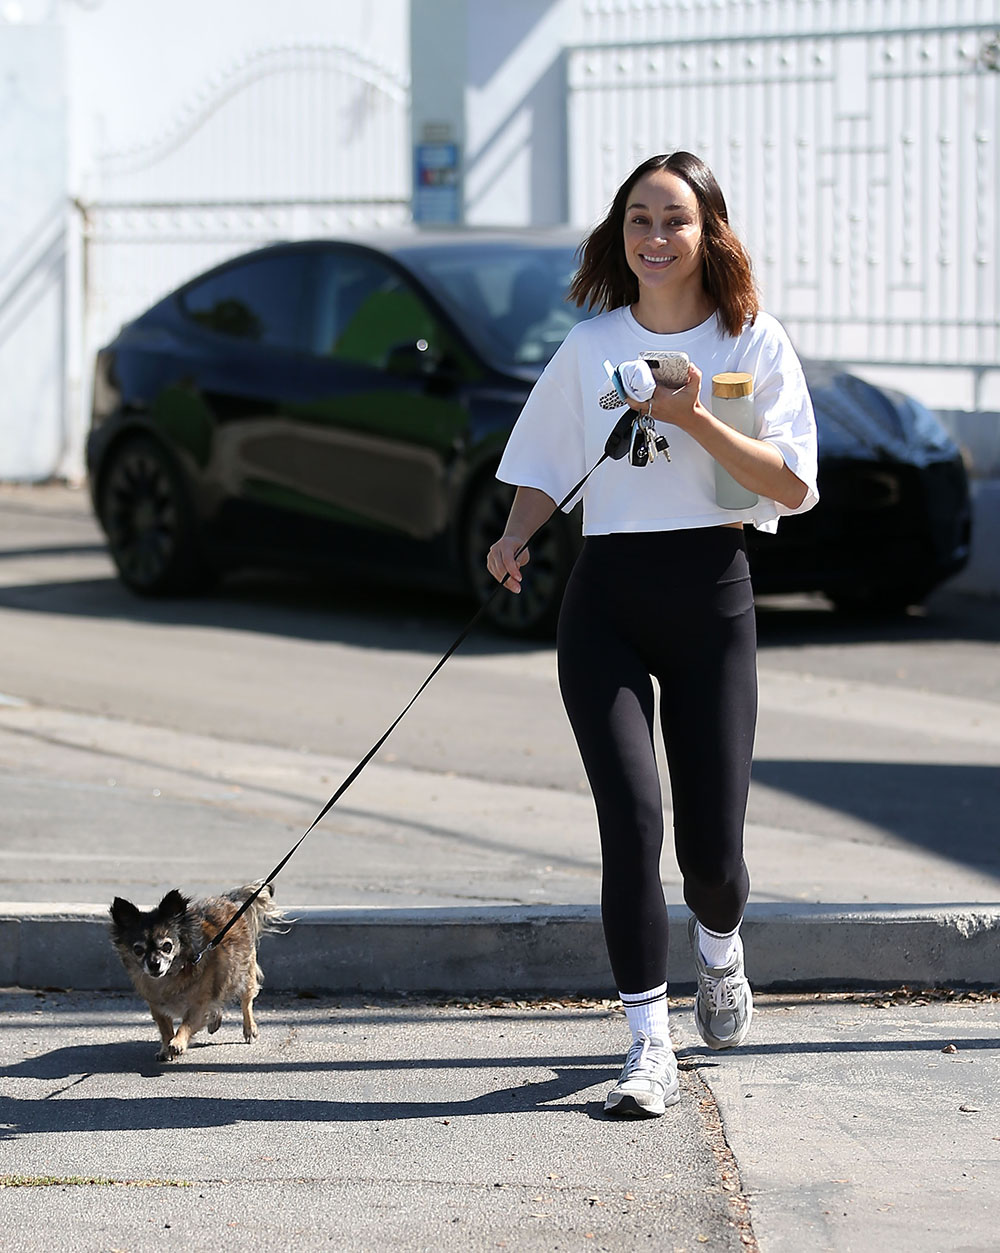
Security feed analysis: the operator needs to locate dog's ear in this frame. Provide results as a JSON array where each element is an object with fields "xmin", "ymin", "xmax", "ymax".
[
  {"xmin": 156, "ymin": 889, "xmax": 190, "ymax": 920},
  {"xmin": 109, "ymin": 897, "xmax": 139, "ymax": 928}
]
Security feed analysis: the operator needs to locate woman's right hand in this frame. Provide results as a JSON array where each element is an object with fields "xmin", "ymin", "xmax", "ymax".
[
  {"xmin": 485, "ymin": 485, "xmax": 557, "ymax": 594},
  {"xmin": 486, "ymin": 536, "xmax": 530, "ymax": 593}
]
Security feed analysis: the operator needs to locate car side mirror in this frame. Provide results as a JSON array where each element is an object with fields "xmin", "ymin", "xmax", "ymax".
[{"xmin": 385, "ymin": 339, "xmax": 446, "ymax": 377}]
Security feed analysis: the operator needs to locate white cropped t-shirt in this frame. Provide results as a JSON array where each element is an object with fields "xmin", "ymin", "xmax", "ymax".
[{"xmin": 496, "ymin": 306, "xmax": 819, "ymax": 536}]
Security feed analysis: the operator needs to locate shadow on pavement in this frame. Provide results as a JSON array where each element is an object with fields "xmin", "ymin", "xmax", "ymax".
[
  {"xmin": 2, "ymin": 1041, "xmax": 619, "ymax": 1082},
  {"xmin": 750, "ymin": 760, "xmax": 1000, "ymax": 877},
  {"xmin": 2, "ymin": 1044, "xmax": 615, "ymax": 1136},
  {"xmin": 0, "ymin": 568, "xmax": 995, "ymax": 656}
]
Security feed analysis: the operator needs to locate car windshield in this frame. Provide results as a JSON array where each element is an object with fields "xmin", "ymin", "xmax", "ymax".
[{"xmin": 397, "ymin": 242, "xmax": 596, "ymax": 371}]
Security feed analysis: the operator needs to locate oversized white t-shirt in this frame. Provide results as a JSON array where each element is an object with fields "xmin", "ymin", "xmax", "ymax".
[{"xmin": 496, "ymin": 305, "xmax": 819, "ymax": 536}]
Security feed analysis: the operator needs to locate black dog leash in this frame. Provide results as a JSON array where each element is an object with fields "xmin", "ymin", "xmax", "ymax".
[{"xmin": 197, "ymin": 409, "xmax": 637, "ymax": 959}]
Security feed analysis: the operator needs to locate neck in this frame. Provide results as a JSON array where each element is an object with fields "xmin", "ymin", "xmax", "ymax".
[{"xmin": 630, "ymin": 286, "xmax": 716, "ymax": 335}]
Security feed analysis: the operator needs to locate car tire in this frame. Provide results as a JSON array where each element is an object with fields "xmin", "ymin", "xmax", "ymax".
[
  {"xmin": 98, "ymin": 433, "xmax": 215, "ymax": 596},
  {"xmin": 463, "ymin": 477, "xmax": 579, "ymax": 639}
]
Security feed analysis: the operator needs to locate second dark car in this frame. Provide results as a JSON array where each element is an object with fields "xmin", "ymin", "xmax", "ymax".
[{"xmin": 88, "ymin": 231, "xmax": 971, "ymax": 634}]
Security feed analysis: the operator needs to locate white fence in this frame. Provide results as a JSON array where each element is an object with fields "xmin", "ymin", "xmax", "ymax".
[{"xmin": 568, "ymin": 0, "xmax": 1000, "ymax": 369}]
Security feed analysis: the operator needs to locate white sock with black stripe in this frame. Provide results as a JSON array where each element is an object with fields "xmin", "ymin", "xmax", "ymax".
[
  {"xmin": 697, "ymin": 922, "xmax": 741, "ymax": 968},
  {"xmin": 619, "ymin": 982, "xmax": 670, "ymax": 1043}
]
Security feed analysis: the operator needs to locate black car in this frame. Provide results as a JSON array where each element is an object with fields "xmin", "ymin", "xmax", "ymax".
[{"xmin": 87, "ymin": 230, "xmax": 971, "ymax": 635}]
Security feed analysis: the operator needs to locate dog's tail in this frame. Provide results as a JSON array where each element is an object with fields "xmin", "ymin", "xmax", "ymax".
[{"xmin": 226, "ymin": 882, "xmax": 289, "ymax": 943}]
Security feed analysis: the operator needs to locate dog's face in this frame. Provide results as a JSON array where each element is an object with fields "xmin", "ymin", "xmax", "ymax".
[{"xmin": 109, "ymin": 890, "xmax": 191, "ymax": 979}]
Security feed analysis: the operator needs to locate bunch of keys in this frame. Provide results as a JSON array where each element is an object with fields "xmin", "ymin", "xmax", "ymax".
[
  {"xmin": 599, "ymin": 354, "xmax": 683, "ymax": 470},
  {"xmin": 628, "ymin": 408, "xmax": 671, "ymax": 467}
]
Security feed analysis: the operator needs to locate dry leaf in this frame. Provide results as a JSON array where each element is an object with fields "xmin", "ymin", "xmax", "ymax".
[{"xmin": 941, "ymin": 1044, "xmax": 958, "ymax": 1054}]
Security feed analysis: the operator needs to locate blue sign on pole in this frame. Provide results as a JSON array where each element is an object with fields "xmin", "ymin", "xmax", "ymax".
[{"xmin": 413, "ymin": 142, "xmax": 460, "ymax": 223}]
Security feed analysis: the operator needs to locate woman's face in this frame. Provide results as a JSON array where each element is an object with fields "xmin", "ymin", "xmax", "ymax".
[{"xmin": 622, "ymin": 169, "xmax": 705, "ymax": 297}]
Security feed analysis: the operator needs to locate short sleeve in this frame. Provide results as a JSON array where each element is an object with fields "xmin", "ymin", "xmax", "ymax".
[
  {"xmin": 748, "ymin": 325, "xmax": 819, "ymax": 518},
  {"xmin": 496, "ymin": 336, "xmax": 588, "ymax": 513}
]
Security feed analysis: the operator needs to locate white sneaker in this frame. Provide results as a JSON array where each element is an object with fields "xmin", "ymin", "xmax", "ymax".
[
  {"xmin": 604, "ymin": 1032, "xmax": 680, "ymax": 1118},
  {"xmin": 689, "ymin": 916, "xmax": 754, "ymax": 1050}
]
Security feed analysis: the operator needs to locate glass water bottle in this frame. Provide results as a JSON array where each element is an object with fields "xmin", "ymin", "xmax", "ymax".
[{"xmin": 712, "ymin": 372, "xmax": 759, "ymax": 510}]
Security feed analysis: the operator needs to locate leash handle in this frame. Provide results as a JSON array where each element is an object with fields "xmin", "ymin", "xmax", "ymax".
[{"xmin": 200, "ymin": 437, "xmax": 624, "ymax": 956}]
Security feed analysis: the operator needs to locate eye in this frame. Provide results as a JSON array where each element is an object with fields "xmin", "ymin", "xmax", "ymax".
[
  {"xmin": 160, "ymin": 941, "xmax": 173, "ymax": 954},
  {"xmin": 132, "ymin": 943, "xmax": 144, "ymax": 957}
]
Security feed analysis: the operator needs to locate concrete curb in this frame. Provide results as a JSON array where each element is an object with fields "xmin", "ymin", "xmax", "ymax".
[{"xmin": 2, "ymin": 902, "xmax": 998, "ymax": 993}]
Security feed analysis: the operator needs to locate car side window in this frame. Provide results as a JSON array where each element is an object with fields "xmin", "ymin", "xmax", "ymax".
[
  {"xmin": 313, "ymin": 254, "xmax": 439, "ymax": 368},
  {"xmin": 179, "ymin": 254, "xmax": 309, "ymax": 350}
]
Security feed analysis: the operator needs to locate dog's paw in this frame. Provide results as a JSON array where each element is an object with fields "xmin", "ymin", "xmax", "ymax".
[
  {"xmin": 243, "ymin": 1022, "xmax": 259, "ymax": 1044},
  {"xmin": 157, "ymin": 1038, "xmax": 186, "ymax": 1061},
  {"xmin": 208, "ymin": 1011, "xmax": 223, "ymax": 1034}
]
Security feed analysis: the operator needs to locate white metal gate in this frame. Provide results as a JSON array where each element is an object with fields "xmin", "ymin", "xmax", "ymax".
[
  {"xmin": 568, "ymin": 0, "xmax": 1000, "ymax": 370},
  {"xmin": 80, "ymin": 41, "xmax": 412, "ymax": 358}
]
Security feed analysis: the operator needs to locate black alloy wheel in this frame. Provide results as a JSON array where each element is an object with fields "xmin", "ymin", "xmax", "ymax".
[
  {"xmin": 464, "ymin": 477, "xmax": 579, "ymax": 638},
  {"xmin": 98, "ymin": 434, "xmax": 212, "ymax": 596}
]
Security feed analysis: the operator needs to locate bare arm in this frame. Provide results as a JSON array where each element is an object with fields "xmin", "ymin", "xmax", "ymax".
[
  {"xmin": 486, "ymin": 485, "xmax": 557, "ymax": 593},
  {"xmin": 651, "ymin": 364, "xmax": 809, "ymax": 510}
]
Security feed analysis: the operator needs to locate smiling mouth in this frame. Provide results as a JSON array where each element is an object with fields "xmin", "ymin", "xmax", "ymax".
[{"xmin": 640, "ymin": 254, "xmax": 675, "ymax": 267}]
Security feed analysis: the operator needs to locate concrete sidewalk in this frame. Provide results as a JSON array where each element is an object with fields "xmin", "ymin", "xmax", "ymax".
[{"xmin": 2, "ymin": 988, "xmax": 997, "ymax": 1252}]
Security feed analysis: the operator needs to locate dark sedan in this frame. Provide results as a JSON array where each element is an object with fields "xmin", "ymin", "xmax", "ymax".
[{"xmin": 87, "ymin": 231, "xmax": 971, "ymax": 635}]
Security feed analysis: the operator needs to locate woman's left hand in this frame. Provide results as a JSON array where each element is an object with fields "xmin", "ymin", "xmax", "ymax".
[
  {"xmin": 648, "ymin": 361, "xmax": 810, "ymax": 510},
  {"xmin": 647, "ymin": 362, "xmax": 707, "ymax": 433}
]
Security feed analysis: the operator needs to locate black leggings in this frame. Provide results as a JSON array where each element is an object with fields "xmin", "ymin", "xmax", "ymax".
[{"xmin": 557, "ymin": 527, "xmax": 756, "ymax": 994}]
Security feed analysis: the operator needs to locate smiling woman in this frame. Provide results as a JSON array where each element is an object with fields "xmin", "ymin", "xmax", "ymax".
[{"xmin": 487, "ymin": 150, "xmax": 820, "ymax": 1119}]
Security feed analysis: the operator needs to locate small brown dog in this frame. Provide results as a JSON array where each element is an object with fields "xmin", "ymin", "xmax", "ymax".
[{"xmin": 109, "ymin": 883, "xmax": 285, "ymax": 1061}]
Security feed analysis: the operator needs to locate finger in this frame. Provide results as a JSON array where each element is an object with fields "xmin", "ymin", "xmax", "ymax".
[
  {"xmin": 502, "ymin": 546, "xmax": 525, "ymax": 583},
  {"xmin": 488, "ymin": 542, "xmax": 523, "ymax": 589}
]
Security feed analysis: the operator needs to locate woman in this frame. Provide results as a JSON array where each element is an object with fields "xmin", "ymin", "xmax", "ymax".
[{"xmin": 487, "ymin": 152, "xmax": 818, "ymax": 1118}]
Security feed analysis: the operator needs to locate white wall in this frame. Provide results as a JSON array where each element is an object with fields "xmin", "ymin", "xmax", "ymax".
[
  {"xmin": 0, "ymin": 22, "xmax": 66, "ymax": 480},
  {"xmin": 463, "ymin": 0, "xmax": 577, "ymax": 226},
  {"xmin": 61, "ymin": 0, "xmax": 409, "ymax": 200},
  {"xmin": 410, "ymin": 0, "xmax": 577, "ymax": 226}
]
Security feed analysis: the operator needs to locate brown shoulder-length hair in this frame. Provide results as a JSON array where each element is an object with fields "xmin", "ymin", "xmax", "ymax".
[{"xmin": 568, "ymin": 151, "xmax": 758, "ymax": 337}]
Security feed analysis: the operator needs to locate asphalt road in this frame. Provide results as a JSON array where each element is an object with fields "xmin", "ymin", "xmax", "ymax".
[{"xmin": 1, "ymin": 483, "xmax": 998, "ymax": 909}]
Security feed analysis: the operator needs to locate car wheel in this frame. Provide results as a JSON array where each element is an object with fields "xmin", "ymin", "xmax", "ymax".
[
  {"xmin": 98, "ymin": 434, "xmax": 214, "ymax": 596},
  {"xmin": 463, "ymin": 477, "xmax": 578, "ymax": 638}
]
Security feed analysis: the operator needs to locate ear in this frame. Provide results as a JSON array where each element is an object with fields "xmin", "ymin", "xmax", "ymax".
[
  {"xmin": 156, "ymin": 890, "xmax": 190, "ymax": 920},
  {"xmin": 109, "ymin": 897, "xmax": 139, "ymax": 927}
]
